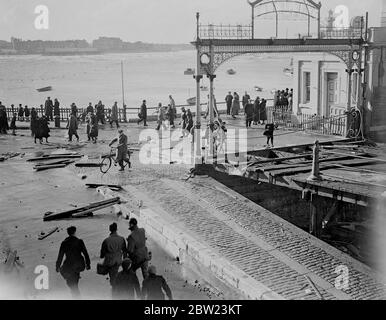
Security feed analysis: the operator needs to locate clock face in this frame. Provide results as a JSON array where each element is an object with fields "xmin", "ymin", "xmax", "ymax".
[
  {"xmin": 352, "ymin": 51, "xmax": 360, "ymax": 61},
  {"xmin": 200, "ymin": 53, "xmax": 210, "ymax": 65}
]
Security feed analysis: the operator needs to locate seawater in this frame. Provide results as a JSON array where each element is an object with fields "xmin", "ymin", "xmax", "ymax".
[{"xmin": 0, "ymin": 50, "xmax": 292, "ymax": 114}]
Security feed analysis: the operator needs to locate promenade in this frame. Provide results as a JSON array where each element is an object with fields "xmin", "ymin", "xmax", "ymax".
[{"xmin": 1, "ymin": 117, "xmax": 385, "ymax": 300}]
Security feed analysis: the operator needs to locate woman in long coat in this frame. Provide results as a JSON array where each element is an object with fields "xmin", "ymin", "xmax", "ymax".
[
  {"xmin": 231, "ymin": 92, "xmax": 240, "ymax": 118},
  {"xmin": 30, "ymin": 107, "xmax": 38, "ymax": 138},
  {"xmin": 258, "ymin": 99, "xmax": 267, "ymax": 125},
  {"xmin": 253, "ymin": 97, "xmax": 260, "ymax": 125},
  {"xmin": 67, "ymin": 113, "xmax": 79, "ymax": 142},
  {"xmin": 89, "ymin": 113, "xmax": 98, "ymax": 143}
]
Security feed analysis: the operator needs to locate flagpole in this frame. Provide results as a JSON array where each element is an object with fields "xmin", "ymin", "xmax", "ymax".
[{"xmin": 121, "ymin": 61, "xmax": 127, "ymax": 122}]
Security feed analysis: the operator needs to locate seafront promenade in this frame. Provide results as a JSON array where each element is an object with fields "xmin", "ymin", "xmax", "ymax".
[{"xmin": 1, "ymin": 118, "xmax": 385, "ymax": 299}]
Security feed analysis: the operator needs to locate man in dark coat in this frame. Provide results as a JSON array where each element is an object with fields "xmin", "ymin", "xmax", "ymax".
[
  {"xmin": 242, "ymin": 92, "xmax": 250, "ymax": 110},
  {"xmin": 109, "ymin": 129, "xmax": 131, "ymax": 171},
  {"xmin": 127, "ymin": 218, "xmax": 149, "ymax": 280},
  {"xmin": 259, "ymin": 99, "xmax": 268, "ymax": 125},
  {"xmin": 56, "ymin": 226, "xmax": 91, "ymax": 298},
  {"xmin": 142, "ymin": 265, "xmax": 172, "ymax": 300},
  {"xmin": 44, "ymin": 97, "xmax": 53, "ymax": 121},
  {"xmin": 225, "ymin": 92, "xmax": 233, "ymax": 115},
  {"xmin": 96, "ymin": 101, "xmax": 105, "ymax": 124},
  {"xmin": 137, "ymin": 100, "xmax": 147, "ymax": 126},
  {"xmin": 253, "ymin": 97, "xmax": 261, "ymax": 125},
  {"xmin": 24, "ymin": 105, "xmax": 30, "ymax": 121},
  {"xmin": 110, "ymin": 102, "xmax": 119, "ymax": 128},
  {"xmin": 244, "ymin": 102, "xmax": 254, "ymax": 128},
  {"xmin": 100, "ymin": 223, "xmax": 127, "ymax": 287},
  {"xmin": 0, "ymin": 102, "xmax": 9, "ymax": 134},
  {"xmin": 112, "ymin": 258, "xmax": 141, "ymax": 300},
  {"xmin": 18, "ymin": 104, "xmax": 24, "ymax": 121},
  {"xmin": 86, "ymin": 102, "xmax": 94, "ymax": 114}
]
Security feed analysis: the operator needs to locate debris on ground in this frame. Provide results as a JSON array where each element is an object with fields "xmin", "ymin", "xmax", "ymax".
[
  {"xmin": 0, "ymin": 152, "xmax": 21, "ymax": 161},
  {"xmin": 86, "ymin": 183, "xmax": 122, "ymax": 191},
  {"xmin": 43, "ymin": 197, "xmax": 121, "ymax": 221},
  {"xmin": 38, "ymin": 227, "xmax": 59, "ymax": 240},
  {"xmin": 75, "ymin": 162, "xmax": 102, "ymax": 168}
]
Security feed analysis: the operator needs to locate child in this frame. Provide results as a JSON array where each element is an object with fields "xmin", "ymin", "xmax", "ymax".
[
  {"xmin": 263, "ymin": 123, "xmax": 275, "ymax": 148},
  {"xmin": 10, "ymin": 113, "xmax": 17, "ymax": 135}
]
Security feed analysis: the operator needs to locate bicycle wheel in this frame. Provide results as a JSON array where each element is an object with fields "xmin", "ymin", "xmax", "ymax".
[{"xmin": 100, "ymin": 157, "xmax": 112, "ymax": 174}]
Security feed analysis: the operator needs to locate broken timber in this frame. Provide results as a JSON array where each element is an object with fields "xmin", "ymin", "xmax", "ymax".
[
  {"xmin": 75, "ymin": 163, "xmax": 102, "ymax": 168},
  {"xmin": 86, "ymin": 183, "xmax": 122, "ymax": 190},
  {"xmin": 38, "ymin": 227, "xmax": 59, "ymax": 240},
  {"xmin": 27, "ymin": 154, "xmax": 82, "ymax": 162},
  {"xmin": 43, "ymin": 197, "xmax": 121, "ymax": 221}
]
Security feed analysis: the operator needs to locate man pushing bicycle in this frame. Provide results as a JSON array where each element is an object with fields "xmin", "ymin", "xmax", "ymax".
[{"xmin": 109, "ymin": 129, "xmax": 131, "ymax": 171}]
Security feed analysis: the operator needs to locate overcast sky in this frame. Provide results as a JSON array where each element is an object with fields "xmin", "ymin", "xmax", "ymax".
[{"xmin": 0, "ymin": 0, "xmax": 382, "ymax": 43}]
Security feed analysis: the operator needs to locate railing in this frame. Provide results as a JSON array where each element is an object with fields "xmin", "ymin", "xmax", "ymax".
[
  {"xmin": 267, "ymin": 106, "xmax": 347, "ymax": 137},
  {"xmin": 199, "ymin": 24, "xmax": 253, "ymax": 40},
  {"xmin": 319, "ymin": 27, "xmax": 364, "ymax": 40},
  {"xmin": 5, "ymin": 102, "xmax": 227, "ymax": 122}
]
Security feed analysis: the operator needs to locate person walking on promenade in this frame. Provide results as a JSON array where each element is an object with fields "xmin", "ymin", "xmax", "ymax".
[
  {"xmin": 86, "ymin": 102, "xmax": 94, "ymax": 114},
  {"xmin": 85, "ymin": 112, "xmax": 92, "ymax": 141},
  {"xmin": 100, "ymin": 223, "xmax": 127, "ymax": 287},
  {"xmin": 244, "ymin": 101, "xmax": 254, "ymax": 128},
  {"xmin": 0, "ymin": 102, "xmax": 8, "ymax": 134},
  {"xmin": 110, "ymin": 102, "xmax": 120, "ymax": 129},
  {"xmin": 263, "ymin": 123, "xmax": 275, "ymax": 148},
  {"xmin": 230, "ymin": 92, "xmax": 240, "ymax": 119},
  {"xmin": 53, "ymin": 99, "xmax": 60, "ymax": 128},
  {"xmin": 179, "ymin": 107, "xmax": 188, "ymax": 138},
  {"xmin": 242, "ymin": 91, "xmax": 250, "ymax": 111},
  {"xmin": 109, "ymin": 129, "xmax": 131, "ymax": 171},
  {"xmin": 112, "ymin": 258, "xmax": 141, "ymax": 300},
  {"xmin": 155, "ymin": 103, "xmax": 166, "ymax": 131},
  {"xmin": 30, "ymin": 107, "xmax": 38, "ymax": 139},
  {"xmin": 259, "ymin": 99, "xmax": 267, "ymax": 125},
  {"xmin": 142, "ymin": 265, "xmax": 173, "ymax": 300},
  {"xmin": 225, "ymin": 92, "xmax": 233, "ymax": 115},
  {"xmin": 18, "ymin": 104, "xmax": 24, "ymax": 121},
  {"xmin": 186, "ymin": 109, "xmax": 194, "ymax": 137},
  {"xmin": 44, "ymin": 97, "xmax": 53, "ymax": 121},
  {"xmin": 70, "ymin": 103, "xmax": 78, "ymax": 118},
  {"xmin": 90, "ymin": 111, "xmax": 98, "ymax": 143},
  {"xmin": 67, "ymin": 112, "xmax": 79, "ymax": 142},
  {"xmin": 24, "ymin": 105, "xmax": 30, "ymax": 121},
  {"xmin": 10, "ymin": 113, "xmax": 17, "ymax": 135},
  {"xmin": 96, "ymin": 101, "xmax": 105, "ymax": 124},
  {"xmin": 56, "ymin": 226, "xmax": 91, "ymax": 299},
  {"xmin": 127, "ymin": 218, "xmax": 149, "ymax": 280},
  {"xmin": 253, "ymin": 97, "xmax": 261, "ymax": 125},
  {"xmin": 166, "ymin": 104, "xmax": 175, "ymax": 129},
  {"xmin": 169, "ymin": 95, "xmax": 177, "ymax": 125},
  {"xmin": 40, "ymin": 115, "xmax": 50, "ymax": 143},
  {"xmin": 137, "ymin": 100, "xmax": 148, "ymax": 126}
]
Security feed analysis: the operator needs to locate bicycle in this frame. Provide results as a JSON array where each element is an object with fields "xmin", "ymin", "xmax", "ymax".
[{"xmin": 100, "ymin": 146, "xmax": 132, "ymax": 174}]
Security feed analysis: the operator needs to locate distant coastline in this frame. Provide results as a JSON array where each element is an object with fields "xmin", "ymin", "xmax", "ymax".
[{"xmin": 0, "ymin": 37, "xmax": 193, "ymax": 56}]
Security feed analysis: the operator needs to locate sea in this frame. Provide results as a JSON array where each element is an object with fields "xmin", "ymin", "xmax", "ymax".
[{"xmin": 0, "ymin": 50, "xmax": 292, "ymax": 117}]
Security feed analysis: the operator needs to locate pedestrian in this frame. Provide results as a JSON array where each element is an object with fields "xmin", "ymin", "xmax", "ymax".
[
  {"xmin": 112, "ymin": 258, "xmax": 141, "ymax": 300},
  {"xmin": 40, "ymin": 115, "xmax": 50, "ymax": 143},
  {"xmin": 85, "ymin": 112, "xmax": 92, "ymax": 141},
  {"xmin": 110, "ymin": 102, "xmax": 119, "ymax": 128},
  {"xmin": 259, "ymin": 99, "xmax": 267, "ymax": 125},
  {"xmin": 186, "ymin": 109, "xmax": 194, "ymax": 136},
  {"xmin": 155, "ymin": 103, "xmax": 166, "ymax": 131},
  {"xmin": 44, "ymin": 97, "xmax": 54, "ymax": 121},
  {"xmin": 169, "ymin": 95, "xmax": 177, "ymax": 125},
  {"xmin": 225, "ymin": 91, "xmax": 233, "ymax": 115},
  {"xmin": 109, "ymin": 129, "xmax": 131, "ymax": 171},
  {"xmin": 90, "ymin": 112, "xmax": 98, "ymax": 143},
  {"xmin": 10, "ymin": 113, "xmax": 17, "ymax": 135},
  {"xmin": 67, "ymin": 112, "xmax": 79, "ymax": 142},
  {"xmin": 30, "ymin": 107, "xmax": 38, "ymax": 139},
  {"xmin": 231, "ymin": 92, "xmax": 240, "ymax": 119},
  {"xmin": 96, "ymin": 101, "xmax": 105, "ymax": 124},
  {"xmin": 53, "ymin": 99, "xmax": 60, "ymax": 128},
  {"xmin": 179, "ymin": 107, "xmax": 188, "ymax": 138},
  {"xmin": 24, "ymin": 105, "xmax": 30, "ymax": 122},
  {"xmin": 263, "ymin": 123, "xmax": 275, "ymax": 148},
  {"xmin": 0, "ymin": 102, "xmax": 8, "ymax": 134},
  {"xmin": 56, "ymin": 226, "xmax": 91, "ymax": 299},
  {"xmin": 86, "ymin": 102, "xmax": 93, "ymax": 114},
  {"xmin": 242, "ymin": 91, "xmax": 250, "ymax": 110},
  {"xmin": 18, "ymin": 104, "xmax": 24, "ymax": 121},
  {"xmin": 253, "ymin": 97, "xmax": 260, "ymax": 125},
  {"xmin": 137, "ymin": 100, "xmax": 148, "ymax": 126},
  {"xmin": 167, "ymin": 104, "xmax": 175, "ymax": 129},
  {"xmin": 244, "ymin": 102, "xmax": 254, "ymax": 128},
  {"xmin": 127, "ymin": 218, "xmax": 149, "ymax": 280},
  {"xmin": 142, "ymin": 265, "xmax": 173, "ymax": 300},
  {"xmin": 100, "ymin": 223, "xmax": 127, "ymax": 287}
]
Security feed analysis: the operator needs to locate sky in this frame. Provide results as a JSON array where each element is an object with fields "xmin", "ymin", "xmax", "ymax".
[{"xmin": 0, "ymin": 0, "xmax": 382, "ymax": 43}]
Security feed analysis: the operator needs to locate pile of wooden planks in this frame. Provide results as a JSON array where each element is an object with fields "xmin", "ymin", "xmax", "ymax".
[
  {"xmin": 27, "ymin": 151, "xmax": 83, "ymax": 171},
  {"xmin": 33, "ymin": 159, "xmax": 75, "ymax": 171},
  {"xmin": 43, "ymin": 197, "xmax": 121, "ymax": 221}
]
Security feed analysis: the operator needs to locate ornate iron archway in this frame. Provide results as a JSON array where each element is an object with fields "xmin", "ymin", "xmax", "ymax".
[{"xmin": 191, "ymin": 1, "xmax": 367, "ymax": 167}]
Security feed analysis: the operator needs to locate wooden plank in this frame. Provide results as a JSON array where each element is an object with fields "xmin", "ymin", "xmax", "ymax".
[
  {"xmin": 27, "ymin": 155, "xmax": 82, "ymax": 162},
  {"xmin": 75, "ymin": 163, "xmax": 102, "ymax": 168},
  {"xmin": 38, "ymin": 227, "xmax": 59, "ymax": 240},
  {"xmin": 34, "ymin": 164, "xmax": 68, "ymax": 171},
  {"xmin": 86, "ymin": 183, "xmax": 122, "ymax": 190},
  {"xmin": 35, "ymin": 159, "xmax": 74, "ymax": 166},
  {"xmin": 43, "ymin": 197, "xmax": 120, "ymax": 221},
  {"xmin": 249, "ymin": 153, "xmax": 313, "ymax": 165},
  {"xmin": 304, "ymin": 276, "xmax": 324, "ymax": 300}
]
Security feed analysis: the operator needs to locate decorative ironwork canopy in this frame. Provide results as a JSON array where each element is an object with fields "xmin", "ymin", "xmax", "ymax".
[{"xmin": 248, "ymin": 0, "xmax": 321, "ymax": 37}]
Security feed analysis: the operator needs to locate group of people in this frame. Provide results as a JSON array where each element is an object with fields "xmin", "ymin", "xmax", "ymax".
[
  {"xmin": 56, "ymin": 219, "xmax": 173, "ymax": 300},
  {"xmin": 274, "ymin": 88, "xmax": 293, "ymax": 110}
]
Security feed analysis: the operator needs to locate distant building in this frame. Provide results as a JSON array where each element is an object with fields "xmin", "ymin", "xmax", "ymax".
[
  {"xmin": 92, "ymin": 37, "xmax": 123, "ymax": 51},
  {"xmin": 10, "ymin": 37, "xmax": 90, "ymax": 54}
]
